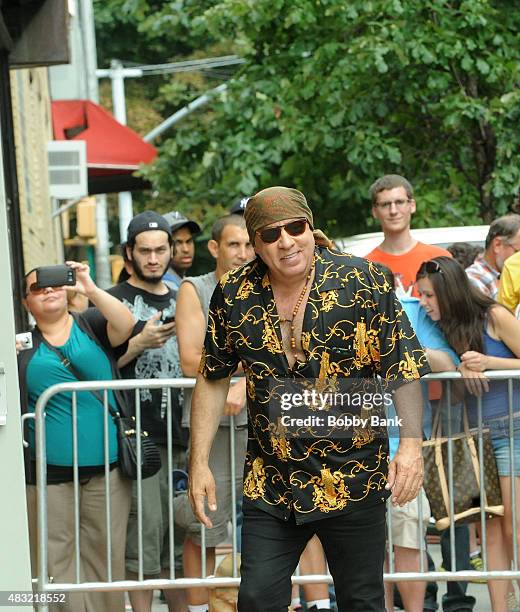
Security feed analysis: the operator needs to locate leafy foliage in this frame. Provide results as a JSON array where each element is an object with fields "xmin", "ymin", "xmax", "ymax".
[{"xmin": 95, "ymin": 0, "xmax": 520, "ymax": 237}]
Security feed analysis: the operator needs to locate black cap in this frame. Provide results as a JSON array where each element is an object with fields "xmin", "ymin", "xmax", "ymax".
[
  {"xmin": 162, "ymin": 211, "xmax": 201, "ymax": 235},
  {"xmin": 127, "ymin": 211, "xmax": 172, "ymax": 243},
  {"xmin": 230, "ymin": 196, "xmax": 250, "ymax": 215}
]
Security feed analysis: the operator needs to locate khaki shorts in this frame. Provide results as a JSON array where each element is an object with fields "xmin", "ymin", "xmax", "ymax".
[
  {"xmin": 174, "ymin": 426, "xmax": 247, "ymax": 548},
  {"xmin": 389, "ymin": 488, "xmax": 430, "ymax": 549}
]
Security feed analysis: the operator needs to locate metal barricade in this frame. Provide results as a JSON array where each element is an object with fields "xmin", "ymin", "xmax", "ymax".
[{"xmin": 24, "ymin": 372, "xmax": 520, "ymax": 610}]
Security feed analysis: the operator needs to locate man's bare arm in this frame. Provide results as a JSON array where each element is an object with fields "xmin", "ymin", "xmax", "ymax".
[
  {"xmin": 177, "ymin": 280, "xmax": 245, "ymax": 412},
  {"xmin": 176, "ymin": 282, "xmax": 207, "ymax": 376},
  {"xmin": 425, "ymin": 348, "xmax": 456, "ymax": 372},
  {"xmin": 189, "ymin": 374, "xmax": 230, "ymax": 527},
  {"xmin": 387, "ymin": 379, "xmax": 423, "ymax": 506},
  {"xmin": 117, "ymin": 312, "xmax": 175, "ymax": 368}
]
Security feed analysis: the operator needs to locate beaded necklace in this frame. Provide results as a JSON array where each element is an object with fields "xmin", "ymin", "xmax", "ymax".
[{"xmin": 278, "ymin": 263, "xmax": 315, "ymax": 363}]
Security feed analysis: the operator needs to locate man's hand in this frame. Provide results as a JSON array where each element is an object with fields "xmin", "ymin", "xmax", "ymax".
[
  {"xmin": 224, "ymin": 378, "xmax": 246, "ymax": 415},
  {"xmin": 386, "ymin": 438, "xmax": 423, "ymax": 506},
  {"xmin": 188, "ymin": 463, "xmax": 217, "ymax": 528},
  {"xmin": 135, "ymin": 312, "xmax": 176, "ymax": 350}
]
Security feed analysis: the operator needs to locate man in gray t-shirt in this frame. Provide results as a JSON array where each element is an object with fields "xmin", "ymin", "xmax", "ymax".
[{"xmin": 175, "ymin": 214, "xmax": 254, "ymax": 611}]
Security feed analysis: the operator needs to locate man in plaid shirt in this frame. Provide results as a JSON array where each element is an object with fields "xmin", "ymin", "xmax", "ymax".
[{"xmin": 466, "ymin": 214, "xmax": 520, "ymax": 298}]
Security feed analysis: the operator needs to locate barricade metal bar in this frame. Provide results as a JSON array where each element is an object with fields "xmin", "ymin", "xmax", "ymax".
[
  {"xmin": 30, "ymin": 372, "xmax": 520, "ymax": 600},
  {"xmin": 477, "ymin": 394, "xmax": 487, "ymax": 572},
  {"xmin": 201, "ymin": 524, "xmax": 207, "ymax": 578},
  {"xmin": 72, "ymin": 392, "xmax": 81, "ymax": 584},
  {"xmin": 135, "ymin": 387, "xmax": 144, "ymax": 581},
  {"xmin": 418, "ymin": 482, "xmax": 425, "ymax": 574},
  {"xmin": 37, "ymin": 568, "xmax": 520, "ymax": 593},
  {"xmin": 230, "ymin": 415, "xmax": 238, "ymax": 578},
  {"xmin": 446, "ymin": 395, "xmax": 456, "ymax": 575},
  {"xmin": 509, "ymin": 378, "xmax": 518, "ymax": 572},
  {"xmin": 35, "ymin": 391, "xmax": 49, "ymax": 612},
  {"xmin": 166, "ymin": 387, "xmax": 175, "ymax": 580},
  {"xmin": 477, "ymin": 392, "xmax": 486, "ymax": 575},
  {"xmin": 386, "ymin": 498, "xmax": 395, "ymax": 574},
  {"xmin": 21, "ymin": 412, "xmax": 34, "ymax": 448},
  {"xmin": 103, "ymin": 389, "xmax": 113, "ymax": 583}
]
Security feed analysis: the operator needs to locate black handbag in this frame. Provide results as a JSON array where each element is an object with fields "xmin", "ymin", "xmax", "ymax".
[
  {"xmin": 42, "ymin": 340, "xmax": 161, "ymax": 480},
  {"xmin": 111, "ymin": 412, "xmax": 162, "ymax": 480}
]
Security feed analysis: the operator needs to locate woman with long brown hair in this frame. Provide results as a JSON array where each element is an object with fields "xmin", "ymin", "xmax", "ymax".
[{"xmin": 416, "ymin": 256, "xmax": 520, "ymax": 612}]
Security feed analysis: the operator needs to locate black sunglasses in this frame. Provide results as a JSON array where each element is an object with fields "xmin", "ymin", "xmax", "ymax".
[
  {"xmin": 258, "ymin": 219, "xmax": 308, "ymax": 244},
  {"xmin": 28, "ymin": 283, "xmax": 49, "ymax": 295},
  {"xmin": 417, "ymin": 260, "xmax": 443, "ymax": 277}
]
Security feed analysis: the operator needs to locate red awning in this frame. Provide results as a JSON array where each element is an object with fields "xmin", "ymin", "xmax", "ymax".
[{"xmin": 51, "ymin": 100, "xmax": 157, "ymax": 194}]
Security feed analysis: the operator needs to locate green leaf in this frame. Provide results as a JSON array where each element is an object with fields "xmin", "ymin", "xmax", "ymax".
[{"xmin": 476, "ymin": 58, "xmax": 490, "ymax": 75}]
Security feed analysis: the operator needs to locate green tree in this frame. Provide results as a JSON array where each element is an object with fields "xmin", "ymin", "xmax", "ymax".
[{"xmin": 96, "ymin": 0, "xmax": 520, "ymax": 236}]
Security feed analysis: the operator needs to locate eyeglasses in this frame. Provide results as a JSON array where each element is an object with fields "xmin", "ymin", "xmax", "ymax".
[
  {"xmin": 417, "ymin": 260, "xmax": 443, "ymax": 277},
  {"xmin": 375, "ymin": 198, "xmax": 411, "ymax": 210},
  {"xmin": 257, "ymin": 219, "xmax": 308, "ymax": 244},
  {"xmin": 504, "ymin": 240, "xmax": 520, "ymax": 254},
  {"xmin": 27, "ymin": 284, "xmax": 59, "ymax": 295}
]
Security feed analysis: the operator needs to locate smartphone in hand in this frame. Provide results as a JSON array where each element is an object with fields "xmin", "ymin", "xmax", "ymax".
[{"xmin": 36, "ymin": 265, "xmax": 76, "ymax": 288}]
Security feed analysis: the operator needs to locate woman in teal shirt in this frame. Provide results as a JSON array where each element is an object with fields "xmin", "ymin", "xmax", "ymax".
[{"xmin": 18, "ymin": 261, "xmax": 134, "ymax": 612}]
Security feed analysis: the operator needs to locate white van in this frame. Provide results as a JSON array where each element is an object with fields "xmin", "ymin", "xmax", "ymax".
[{"xmin": 334, "ymin": 226, "xmax": 489, "ymax": 257}]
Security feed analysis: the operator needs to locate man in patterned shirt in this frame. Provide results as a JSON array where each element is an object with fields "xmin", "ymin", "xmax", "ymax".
[
  {"xmin": 466, "ymin": 214, "xmax": 520, "ymax": 298},
  {"xmin": 187, "ymin": 187, "xmax": 429, "ymax": 612}
]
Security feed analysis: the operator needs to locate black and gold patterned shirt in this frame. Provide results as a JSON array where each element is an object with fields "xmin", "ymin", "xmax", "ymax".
[{"xmin": 200, "ymin": 247, "xmax": 429, "ymax": 524}]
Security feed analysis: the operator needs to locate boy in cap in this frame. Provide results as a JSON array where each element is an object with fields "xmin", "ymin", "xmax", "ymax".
[
  {"xmin": 229, "ymin": 196, "xmax": 250, "ymax": 215},
  {"xmin": 163, "ymin": 211, "xmax": 201, "ymax": 296}
]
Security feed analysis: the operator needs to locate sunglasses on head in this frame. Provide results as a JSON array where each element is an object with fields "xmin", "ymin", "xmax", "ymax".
[
  {"xmin": 417, "ymin": 260, "xmax": 443, "ymax": 277},
  {"xmin": 257, "ymin": 219, "xmax": 308, "ymax": 244}
]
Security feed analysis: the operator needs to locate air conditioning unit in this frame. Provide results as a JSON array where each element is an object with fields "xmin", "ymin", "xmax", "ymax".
[{"xmin": 47, "ymin": 140, "xmax": 88, "ymax": 199}]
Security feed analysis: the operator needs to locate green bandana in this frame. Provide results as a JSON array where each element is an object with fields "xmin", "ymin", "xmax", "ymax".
[{"xmin": 245, "ymin": 187, "xmax": 314, "ymax": 244}]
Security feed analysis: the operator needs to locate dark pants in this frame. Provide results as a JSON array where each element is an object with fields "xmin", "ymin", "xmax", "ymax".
[{"xmin": 238, "ymin": 501, "xmax": 386, "ymax": 612}]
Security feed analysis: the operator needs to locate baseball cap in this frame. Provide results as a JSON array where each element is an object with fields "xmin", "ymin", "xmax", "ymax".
[
  {"xmin": 127, "ymin": 211, "xmax": 172, "ymax": 243},
  {"xmin": 230, "ymin": 196, "xmax": 250, "ymax": 215},
  {"xmin": 162, "ymin": 211, "xmax": 201, "ymax": 235}
]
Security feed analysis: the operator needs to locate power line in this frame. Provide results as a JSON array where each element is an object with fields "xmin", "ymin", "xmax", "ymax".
[{"xmin": 96, "ymin": 55, "xmax": 245, "ymax": 79}]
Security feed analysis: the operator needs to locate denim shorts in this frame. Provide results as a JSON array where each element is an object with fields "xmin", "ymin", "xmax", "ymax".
[{"xmin": 489, "ymin": 417, "xmax": 520, "ymax": 477}]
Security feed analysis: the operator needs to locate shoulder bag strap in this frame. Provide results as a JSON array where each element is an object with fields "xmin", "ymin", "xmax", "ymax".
[{"xmin": 41, "ymin": 338, "xmax": 120, "ymax": 420}]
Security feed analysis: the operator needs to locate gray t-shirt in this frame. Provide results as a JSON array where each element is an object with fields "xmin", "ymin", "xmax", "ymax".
[{"xmin": 181, "ymin": 272, "xmax": 247, "ymax": 428}]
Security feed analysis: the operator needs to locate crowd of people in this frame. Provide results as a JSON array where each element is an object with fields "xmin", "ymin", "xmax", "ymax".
[{"xmin": 15, "ymin": 175, "xmax": 520, "ymax": 612}]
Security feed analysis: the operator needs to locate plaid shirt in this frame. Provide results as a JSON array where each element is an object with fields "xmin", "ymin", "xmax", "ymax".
[{"xmin": 465, "ymin": 254, "xmax": 499, "ymax": 299}]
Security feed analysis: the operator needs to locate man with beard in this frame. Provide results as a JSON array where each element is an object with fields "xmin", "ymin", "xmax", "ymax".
[{"xmin": 107, "ymin": 211, "xmax": 186, "ymax": 612}]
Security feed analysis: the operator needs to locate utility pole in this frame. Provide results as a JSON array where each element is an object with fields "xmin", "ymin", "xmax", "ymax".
[
  {"xmin": 110, "ymin": 59, "xmax": 133, "ymax": 242},
  {"xmin": 95, "ymin": 54, "xmax": 244, "ymax": 243},
  {"xmin": 79, "ymin": 0, "xmax": 112, "ymax": 288}
]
